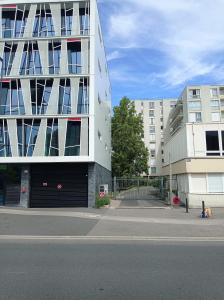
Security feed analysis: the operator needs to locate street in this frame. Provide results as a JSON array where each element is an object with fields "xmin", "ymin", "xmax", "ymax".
[
  {"xmin": 0, "ymin": 207, "xmax": 224, "ymax": 300},
  {"xmin": 0, "ymin": 239, "xmax": 224, "ymax": 300}
]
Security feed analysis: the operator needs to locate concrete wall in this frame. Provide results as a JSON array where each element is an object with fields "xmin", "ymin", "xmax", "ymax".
[{"xmin": 88, "ymin": 162, "xmax": 112, "ymax": 207}]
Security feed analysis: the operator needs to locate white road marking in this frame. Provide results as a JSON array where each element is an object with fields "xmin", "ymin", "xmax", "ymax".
[{"xmin": 0, "ymin": 235, "xmax": 224, "ymax": 242}]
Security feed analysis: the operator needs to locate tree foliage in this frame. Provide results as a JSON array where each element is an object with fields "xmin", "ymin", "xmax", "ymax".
[{"xmin": 112, "ymin": 97, "xmax": 149, "ymax": 177}]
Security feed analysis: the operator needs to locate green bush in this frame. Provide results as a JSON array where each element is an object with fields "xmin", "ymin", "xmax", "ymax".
[{"xmin": 96, "ymin": 195, "xmax": 111, "ymax": 208}]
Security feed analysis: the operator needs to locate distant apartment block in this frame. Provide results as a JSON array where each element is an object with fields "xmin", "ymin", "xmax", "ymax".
[
  {"xmin": 163, "ymin": 85, "xmax": 224, "ymax": 207},
  {"xmin": 134, "ymin": 99, "xmax": 177, "ymax": 176}
]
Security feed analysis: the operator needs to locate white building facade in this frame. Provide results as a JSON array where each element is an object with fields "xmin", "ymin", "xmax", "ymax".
[
  {"xmin": 163, "ymin": 85, "xmax": 224, "ymax": 207},
  {"xmin": 0, "ymin": 0, "xmax": 111, "ymax": 207},
  {"xmin": 134, "ymin": 99, "xmax": 177, "ymax": 176}
]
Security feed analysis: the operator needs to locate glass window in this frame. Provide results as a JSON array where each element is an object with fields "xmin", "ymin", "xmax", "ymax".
[
  {"xmin": 210, "ymin": 88, "xmax": 218, "ymax": 98},
  {"xmin": 33, "ymin": 4, "xmax": 55, "ymax": 37},
  {"xmin": 206, "ymin": 131, "xmax": 220, "ymax": 155},
  {"xmin": 189, "ymin": 89, "xmax": 200, "ymax": 99},
  {"xmin": 14, "ymin": 6, "xmax": 29, "ymax": 37},
  {"xmin": 67, "ymin": 42, "xmax": 81, "ymax": 74},
  {"xmin": 2, "ymin": 43, "xmax": 17, "ymax": 76},
  {"xmin": 149, "ymin": 102, "xmax": 155, "ymax": 109},
  {"xmin": 58, "ymin": 79, "xmax": 71, "ymax": 115},
  {"xmin": 2, "ymin": 9, "xmax": 15, "ymax": 38},
  {"xmin": 79, "ymin": 5, "xmax": 90, "ymax": 35},
  {"xmin": 149, "ymin": 110, "xmax": 154, "ymax": 117},
  {"xmin": 30, "ymin": 80, "xmax": 53, "ymax": 115},
  {"xmin": 149, "ymin": 118, "xmax": 155, "ymax": 125},
  {"xmin": 65, "ymin": 121, "xmax": 81, "ymax": 156},
  {"xmin": 211, "ymin": 112, "xmax": 220, "ymax": 122},
  {"xmin": 49, "ymin": 41, "xmax": 61, "ymax": 74},
  {"xmin": 0, "ymin": 120, "xmax": 11, "ymax": 157},
  {"xmin": 150, "ymin": 149, "xmax": 155, "ymax": 158},
  {"xmin": 45, "ymin": 119, "xmax": 59, "ymax": 156},
  {"xmin": 151, "ymin": 167, "xmax": 156, "ymax": 174},
  {"xmin": 0, "ymin": 80, "xmax": 25, "ymax": 115},
  {"xmin": 149, "ymin": 134, "xmax": 155, "ymax": 141},
  {"xmin": 17, "ymin": 119, "xmax": 40, "ymax": 156},
  {"xmin": 20, "ymin": 42, "xmax": 42, "ymax": 75},
  {"xmin": 149, "ymin": 126, "xmax": 155, "ymax": 134},
  {"xmin": 208, "ymin": 174, "xmax": 224, "ymax": 193},
  {"xmin": 188, "ymin": 101, "xmax": 201, "ymax": 110},
  {"xmin": 61, "ymin": 4, "xmax": 73, "ymax": 36},
  {"xmin": 77, "ymin": 78, "xmax": 89, "ymax": 114},
  {"xmin": 189, "ymin": 112, "xmax": 202, "ymax": 122},
  {"xmin": 210, "ymin": 100, "xmax": 220, "ymax": 108}
]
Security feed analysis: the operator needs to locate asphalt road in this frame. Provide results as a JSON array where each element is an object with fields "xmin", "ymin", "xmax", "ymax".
[{"xmin": 0, "ymin": 240, "xmax": 224, "ymax": 300}]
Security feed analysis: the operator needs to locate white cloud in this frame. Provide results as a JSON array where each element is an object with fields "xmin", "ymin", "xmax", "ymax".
[
  {"xmin": 106, "ymin": 50, "xmax": 122, "ymax": 61},
  {"xmin": 100, "ymin": 0, "xmax": 224, "ymax": 86}
]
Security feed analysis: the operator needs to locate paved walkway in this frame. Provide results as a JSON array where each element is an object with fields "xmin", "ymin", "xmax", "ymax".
[{"xmin": 0, "ymin": 206, "xmax": 224, "ymax": 238}]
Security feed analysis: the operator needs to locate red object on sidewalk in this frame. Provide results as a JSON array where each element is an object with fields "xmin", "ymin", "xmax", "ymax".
[{"xmin": 172, "ymin": 195, "xmax": 181, "ymax": 205}]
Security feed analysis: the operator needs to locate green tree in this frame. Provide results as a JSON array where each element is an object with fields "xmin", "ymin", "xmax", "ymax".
[{"xmin": 112, "ymin": 97, "xmax": 149, "ymax": 177}]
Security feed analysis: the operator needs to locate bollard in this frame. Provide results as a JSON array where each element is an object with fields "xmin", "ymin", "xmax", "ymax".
[
  {"xmin": 201, "ymin": 201, "xmax": 206, "ymax": 218},
  {"xmin": 185, "ymin": 198, "xmax": 189, "ymax": 213}
]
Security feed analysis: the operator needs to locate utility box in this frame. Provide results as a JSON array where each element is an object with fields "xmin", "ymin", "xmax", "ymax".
[{"xmin": 99, "ymin": 184, "xmax": 109, "ymax": 195}]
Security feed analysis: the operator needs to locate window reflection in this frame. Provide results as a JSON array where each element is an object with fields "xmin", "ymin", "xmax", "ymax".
[{"xmin": 65, "ymin": 121, "xmax": 81, "ymax": 156}]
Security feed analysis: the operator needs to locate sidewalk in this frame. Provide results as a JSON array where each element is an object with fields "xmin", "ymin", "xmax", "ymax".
[{"xmin": 0, "ymin": 205, "xmax": 224, "ymax": 238}]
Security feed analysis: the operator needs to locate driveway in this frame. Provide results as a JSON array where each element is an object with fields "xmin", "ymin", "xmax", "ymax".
[{"xmin": 116, "ymin": 186, "xmax": 167, "ymax": 208}]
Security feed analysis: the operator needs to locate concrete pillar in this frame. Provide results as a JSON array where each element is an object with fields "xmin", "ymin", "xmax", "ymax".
[
  {"xmin": 88, "ymin": 163, "xmax": 96, "ymax": 208},
  {"xmin": 20, "ymin": 165, "xmax": 30, "ymax": 208}
]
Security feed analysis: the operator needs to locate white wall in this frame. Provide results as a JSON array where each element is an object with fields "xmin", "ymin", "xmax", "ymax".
[
  {"xmin": 164, "ymin": 126, "xmax": 188, "ymax": 165},
  {"xmin": 90, "ymin": 0, "xmax": 111, "ymax": 171},
  {"xmin": 187, "ymin": 123, "xmax": 224, "ymax": 157}
]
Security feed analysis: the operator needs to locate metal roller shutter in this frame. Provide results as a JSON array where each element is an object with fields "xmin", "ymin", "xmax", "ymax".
[{"xmin": 30, "ymin": 163, "xmax": 88, "ymax": 208}]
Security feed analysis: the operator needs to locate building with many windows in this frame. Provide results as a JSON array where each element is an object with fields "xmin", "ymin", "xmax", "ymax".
[
  {"xmin": 0, "ymin": 0, "xmax": 111, "ymax": 207},
  {"xmin": 134, "ymin": 98, "xmax": 177, "ymax": 176},
  {"xmin": 163, "ymin": 85, "xmax": 224, "ymax": 207}
]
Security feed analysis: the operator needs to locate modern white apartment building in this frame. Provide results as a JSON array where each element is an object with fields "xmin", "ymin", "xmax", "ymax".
[
  {"xmin": 0, "ymin": 0, "xmax": 111, "ymax": 207},
  {"xmin": 134, "ymin": 99, "xmax": 177, "ymax": 176},
  {"xmin": 163, "ymin": 85, "xmax": 224, "ymax": 207}
]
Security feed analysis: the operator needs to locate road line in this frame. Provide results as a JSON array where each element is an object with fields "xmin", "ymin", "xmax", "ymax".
[{"xmin": 0, "ymin": 235, "xmax": 224, "ymax": 242}]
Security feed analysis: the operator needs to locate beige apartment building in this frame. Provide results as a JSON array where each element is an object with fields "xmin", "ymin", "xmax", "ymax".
[
  {"xmin": 163, "ymin": 85, "xmax": 224, "ymax": 207},
  {"xmin": 134, "ymin": 99, "xmax": 177, "ymax": 176}
]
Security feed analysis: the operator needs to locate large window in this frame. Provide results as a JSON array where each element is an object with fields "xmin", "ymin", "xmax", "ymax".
[
  {"xmin": 61, "ymin": 3, "xmax": 73, "ymax": 36},
  {"xmin": 210, "ymin": 100, "xmax": 220, "ymax": 108},
  {"xmin": 189, "ymin": 89, "xmax": 200, "ymax": 99},
  {"xmin": 208, "ymin": 174, "xmax": 224, "ymax": 193},
  {"xmin": 67, "ymin": 42, "xmax": 81, "ymax": 74},
  {"xmin": 65, "ymin": 121, "xmax": 81, "ymax": 156},
  {"xmin": 45, "ymin": 119, "xmax": 59, "ymax": 156},
  {"xmin": 2, "ymin": 43, "xmax": 17, "ymax": 76},
  {"xmin": 2, "ymin": 6, "xmax": 29, "ymax": 38},
  {"xmin": 0, "ymin": 80, "xmax": 25, "ymax": 115},
  {"xmin": 149, "ymin": 126, "xmax": 155, "ymax": 134},
  {"xmin": 17, "ymin": 119, "xmax": 40, "ymax": 157},
  {"xmin": 206, "ymin": 131, "xmax": 220, "ymax": 156},
  {"xmin": 30, "ymin": 79, "xmax": 53, "ymax": 115},
  {"xmin": 0, "ymin": 120, "xmax": 11, "ymax": 157},
  {"xmin": 80, "ymin": 3, "xmax": 90, "ymax": 35},
  {"xmin": 189, "ymin": 112, "xmax": 202, "ymax": 122},
  {"xmin": 33, "ymin": 4, "xmax": 55, "ymax": 37},
  {"xmin": 211, "ymin": 112, "xmax": 220, "ymax": 122},
  {"xmin": 58, "ymin": 79, "xmax": 71, "ymax": 114},
  {"xmin": 210, "ymin": 88, "xmax": 218, "ymax": 98},
  {"xmin": 149, "ymin": 110, "xmax": 154, "ymax": 117},
  {"xmin": 20, "ymin": 42, "xmax": 42, "ymax": 75},
  {"xmin": 77, "ymin": 78, "xmax": 89, "ymax": 114},
  {"xmin": 49, "ymin": 41, "xmax": 61, "ymax": 74},
  {"xmin": 188, "ymin": 101, "xmax": 201, "ymax": 111}
]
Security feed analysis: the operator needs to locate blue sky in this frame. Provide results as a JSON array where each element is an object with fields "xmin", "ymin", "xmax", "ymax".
[{"xmin": 98, "ymin": 0, "xmax": 224, "ymax": 106}]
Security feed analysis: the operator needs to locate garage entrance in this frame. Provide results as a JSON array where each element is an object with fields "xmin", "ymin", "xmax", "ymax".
[{"xmin": 30, "ymin": 163, "xmax": 88, "ymax": 208}]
